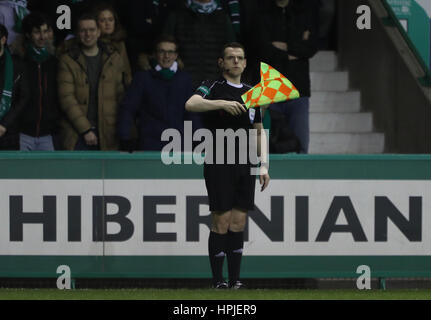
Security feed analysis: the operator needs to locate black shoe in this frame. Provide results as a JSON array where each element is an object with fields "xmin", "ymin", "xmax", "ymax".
[
  {"xmin": 214, "ymin": 281, "xmax": 229, "ymax": 289},
  {"xmin": 229, "ymin": 280, "xmax": 245, "ymax": 289}
]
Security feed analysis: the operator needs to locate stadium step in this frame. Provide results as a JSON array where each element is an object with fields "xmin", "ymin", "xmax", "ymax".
[
  {"xmin": 310, "ymin": 91, "xmax": 361, "ymax": 113},
  {"xmin": 308, "ymin": 51, "xmax": 385, "ymax": 154},
  {"xmin": 310, "ymin": 50, "xmax": 338, "ymax": 72},
  {"xmin": 309, "ymin": 133, "xmax": 385, "ymax": 154},
  {"xmin": 310, "ymin": 112, "xmax": 374, "ymax": 133},
  {"xmin": 311, "ymin": 71, "xmax": 349, "ymax": 91}
]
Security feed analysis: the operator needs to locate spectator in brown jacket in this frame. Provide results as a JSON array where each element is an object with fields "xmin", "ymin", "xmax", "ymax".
[{"xmin": 57, "ymin": 12, "xmax": 126, "ymax": 151}]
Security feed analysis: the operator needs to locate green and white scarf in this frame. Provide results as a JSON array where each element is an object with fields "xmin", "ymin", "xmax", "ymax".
[
  {"xmin": 186, "ymin": 0, "xmax": 220, "ymax": 14},
  {"xmin": 0, "ymin": 47, "xmax": 13, "ymax": 121},
  {"xmin": 155, "ymin": 61, "xmax": 178, "ymax": 80},
  {"xmin": 27, "ymin": 43, "xmax": 51, "ymax": 64},
  {"xmin": 227, "ymin": 0, "xmax": 241, "ymax": 35},
  {"xmin": 185, "ymin": 0, "xmax": 240, "ymax": 33}
]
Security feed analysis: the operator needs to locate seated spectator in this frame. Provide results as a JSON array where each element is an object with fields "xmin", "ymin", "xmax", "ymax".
[
  {"xmin": 18, "ymin": 12, "xmax": 59, "ymax": 151},
  {"xmin": 117, "ymin": 35, "xmax": 201, "ymax": 152},
  {"xmin": 163, "ymin": 0, "xmax": 236, "ymax": 88},
  {"xmin": 94, "ymin": 3, "xmax": 132, "ymax": 87},
  {"xmin": 57, "ymin": 12, "xmax": 126, "ymax": 151},
  {"xmin": 0, "ymin": 23, "xmax": 29, "ymax": 150}
]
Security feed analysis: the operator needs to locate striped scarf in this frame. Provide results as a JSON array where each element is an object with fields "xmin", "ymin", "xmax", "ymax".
[
  {"xmin": 226, "ymin": 0, "xmax": 241, "ymax": 35},
  {"xmin": 26, "ymin": 43, "xmax": 51, "ymax": 64},
  {"xmin": 0, "ymin": 48, "xmax": 13, "ymax": 121}
]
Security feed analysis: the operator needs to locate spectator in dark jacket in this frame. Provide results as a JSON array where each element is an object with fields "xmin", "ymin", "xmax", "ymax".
[
  {"xmin": 117, "ymin": 35, "xmax": 201, "ymax": 151},
  {"xmin": 18, "ymin": 12, "xmax": 59, "ymax": 151},
  {"xmin": 114, "ymin": 0, "xmax": 157, "ymax": 73},
  {"xmin": 0, "ymin": 23, "xmax": 29, "ymax": 150},
  {"xmin": 258, "ymin": 0, "xmax": 319, "ymax": 153},
  {"xmin": 163, "ymin": 0, "xmax": 236, "ymax": 88}
]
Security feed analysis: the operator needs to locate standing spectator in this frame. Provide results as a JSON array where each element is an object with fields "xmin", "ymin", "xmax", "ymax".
[
  {"xmin": 114, "ymin": 0, "xmax": 156, "ymax": 73},
  {"xmin": 18, "ymin": 12, "xmax": 59, "ymax": 151},
  {"xmin": 0, "ymin": 23, "xmax": 29, "ymax": 150},
  {"xmin": 117, "ymin": 35, "xmax": 200, "ymax": 151},
  {"xmin": 258, "ymin": 0, "xmax": 319, "ymax": 154},
  {"xmin": 94, "ymin": 3, "xmax": 132, "ymax": 87},
  {"xmin": 152, "ymin": 0, "xmax": 184, "ymax": 28},
  {"xmin": 0, "ymin": 0, "xmax": 29, "ymax": 53},
  {"xmin": 113, "ymin": 0, "xmax": 181, "ymax": 73},
  {"xmin": 163, "ymin": 0, "xmax": 236, "ymax": 88},
  {"xmin": 57, "ymin": 12, "xmax": 126, "ymax": 151}
]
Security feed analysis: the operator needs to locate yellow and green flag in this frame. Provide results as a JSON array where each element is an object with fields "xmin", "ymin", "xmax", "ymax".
[{"xmin": 242, "ymin": 62, "xmax": 300, "ymax": 109}]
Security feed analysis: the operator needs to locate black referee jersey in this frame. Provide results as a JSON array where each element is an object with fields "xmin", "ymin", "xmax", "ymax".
[
  {"xmin": 196, "ymin": 78, "xmax": 261, "ymax": 211},
  {"xmin": 194, "ymin": 77, "xmax": 262, "ymax": 165},
  {"xmin": 195, "ymin": 78, "xmax": 262, "ymax": 131}
]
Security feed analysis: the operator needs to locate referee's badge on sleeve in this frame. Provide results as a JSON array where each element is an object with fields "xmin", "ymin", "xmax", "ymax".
[{"xmin": 249, "ymin": 108, "xmax": 256, "ymax": 124}]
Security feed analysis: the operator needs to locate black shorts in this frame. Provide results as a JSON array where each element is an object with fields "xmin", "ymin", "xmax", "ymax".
[{"xmin": 204, "ymin": 163, "xmax": 256, "ymax": 212}]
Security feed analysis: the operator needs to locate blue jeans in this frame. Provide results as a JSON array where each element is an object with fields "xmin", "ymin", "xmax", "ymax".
[
  {"xmin": 269, "ymin": 97, "xmax": 310, "ymax": 154},
  {"xmin": 20, "ymin": 133, "xmax": 55, "ymax": 151}
]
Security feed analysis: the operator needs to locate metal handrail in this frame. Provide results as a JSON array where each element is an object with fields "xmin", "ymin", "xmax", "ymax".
[{"xmin": 381, "ymin": 0, "xmax": 431, "ymax": 86}]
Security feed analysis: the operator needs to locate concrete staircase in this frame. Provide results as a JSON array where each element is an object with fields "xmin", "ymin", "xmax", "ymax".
[{"xmin": 308, "ymin": 51, "xmax": 385, "ymax": 154}]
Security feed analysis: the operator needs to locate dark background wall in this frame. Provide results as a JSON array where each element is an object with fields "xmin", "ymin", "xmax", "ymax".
[{"xmin": 337, "ymin": 0, "xmax": 431, "ymax": 153}]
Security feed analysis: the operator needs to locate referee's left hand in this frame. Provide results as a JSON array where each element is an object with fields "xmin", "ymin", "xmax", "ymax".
[{"xmin": 260, "ymin": 173, "xmax": 270, "ymax": 192}]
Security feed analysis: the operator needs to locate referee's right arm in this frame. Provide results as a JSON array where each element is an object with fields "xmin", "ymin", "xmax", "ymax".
[{"xmin": 185, "ymin": 95, "xmax": 246, "ymax": 116}]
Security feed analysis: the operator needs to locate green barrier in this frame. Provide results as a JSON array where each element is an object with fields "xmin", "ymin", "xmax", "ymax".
[{"xmin": 1, "ymin": 152, "xmax": 431, "ymax": 280}]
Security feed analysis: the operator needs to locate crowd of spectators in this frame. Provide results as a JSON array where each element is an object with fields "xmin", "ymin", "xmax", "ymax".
[{"xmin": 0, "ymin": 0, "xmax": 336, "ymax": 153}]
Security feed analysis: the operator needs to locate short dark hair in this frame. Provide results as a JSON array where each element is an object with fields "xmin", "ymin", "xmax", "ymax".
[
  {"xmin": 220, "ymin": 42, "xmax": 246, "ymax": 59},
  {"xmin": 22, "ymin": 12, "xmax": 50, "ymax": 36},
  {"xmin": 154, "ymin": 34, "xmax": 178, "ymax": 52},
  {"xmin": 76, "ymin": 12, "xmax": 99, "ymax": 31},
  {"xmin": 0, "ymin": 24, "xmax": 8, "ymax": 40}
]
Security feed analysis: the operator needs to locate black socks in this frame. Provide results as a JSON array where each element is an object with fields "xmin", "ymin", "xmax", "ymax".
[
  {"xmin": 208, "ymin": 230, "xmax": 244, "ymax": 285},
  {"xmin": 226, "ymin": 230, "xmax": 244, "ymax": 285},
  {"xmin": 208, "ymin": 231, "xmax": 228, "ymax": 284}
]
